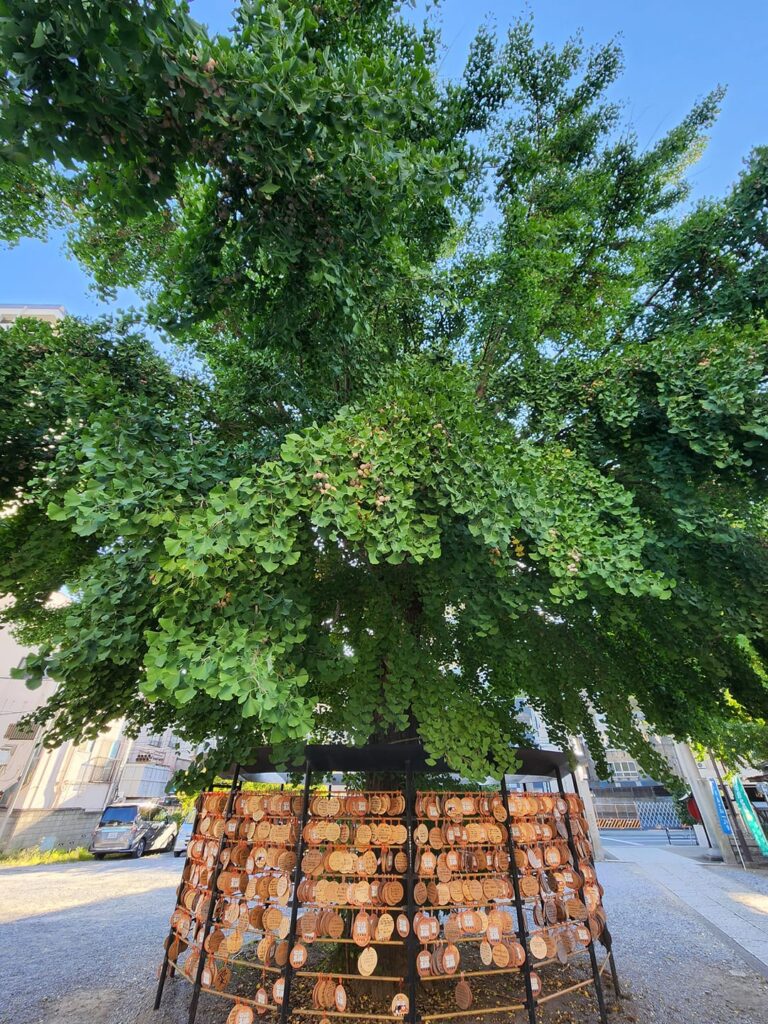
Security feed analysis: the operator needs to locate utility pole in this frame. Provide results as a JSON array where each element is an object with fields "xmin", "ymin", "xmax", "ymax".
[{"xmin": 673, "ymin": 742, "xmax": 737, "ymax": 865}]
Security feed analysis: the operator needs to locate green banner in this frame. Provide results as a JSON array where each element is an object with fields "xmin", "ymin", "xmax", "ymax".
[{"xmin": 732, "ymin": 776, "xmax": 768, "ymax": 857}]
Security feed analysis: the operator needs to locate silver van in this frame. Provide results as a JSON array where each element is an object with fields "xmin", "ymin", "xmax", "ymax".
[
  {"xmin": 173, "ymin": 811, "xmax": 195, "ymax": 857},
  {"xmin": 90, "ymin": 802, "xmax": 178, "ymax": 859}
]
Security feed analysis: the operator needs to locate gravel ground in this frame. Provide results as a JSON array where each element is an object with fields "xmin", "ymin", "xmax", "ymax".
[
  {"xmin": 596, "ymin": 861, "xmax": 768, "ymax": 1024},
  {"xmin": 2, "ymin": 854, "xmax": 767, "ymax": 1024},
  {"xmin": 700, "ymin": 859, "xmax": 768, "ymax": 896},
  {"xmin": 0, "ymin": 853, "xmax": 181, "ymax": 1024}
]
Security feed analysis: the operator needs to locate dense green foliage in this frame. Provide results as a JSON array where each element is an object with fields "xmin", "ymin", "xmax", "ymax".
[{"xmin": 1, "ymin": 2, "xmax": 766, "ymax": 782}]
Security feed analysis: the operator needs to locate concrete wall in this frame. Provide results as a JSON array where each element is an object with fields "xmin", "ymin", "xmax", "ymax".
[
  {"xmin": 1, "ymin": 806, "xmax": 101, "ymax": 852},
  {"xmin": 17, "ymin": 729, "xmax": 126, "ymax": 812}
]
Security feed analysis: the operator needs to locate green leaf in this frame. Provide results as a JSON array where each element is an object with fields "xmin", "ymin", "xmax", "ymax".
[{"xmin": 31, "ymin": 23, "xmax": 47, "ymax": 48}]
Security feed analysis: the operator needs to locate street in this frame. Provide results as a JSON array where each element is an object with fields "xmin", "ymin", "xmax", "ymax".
[
  {"xmin": 2, "ymin": 847, "xmax": 768, "ymax": 1024},
  {"xmin": 602, "ymin": 828, "xmax": 698, "ymax": 846}
]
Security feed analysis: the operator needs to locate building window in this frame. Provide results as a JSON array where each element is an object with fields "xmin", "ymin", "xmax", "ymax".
[
  {"xmin": 80, "ymin": 758, "xmax": 118, "ymax": 785},
  {"xmin": 4, "ymin": 722, "xmax": 36, "ymax": 741},
  {"xmin": 0, "ymin": 748, "xmax": 11, "ymax": 775},
  {"xmin": 147, "ymin": 732, "xmax": 163, "ymax": 748},
  {"xmin": 608, "ymin": 758, "xmax": 641, "ymax": 781},
  {"xmin": 22, "ymin": 743, "xmax": 43, "ymax": 784}
]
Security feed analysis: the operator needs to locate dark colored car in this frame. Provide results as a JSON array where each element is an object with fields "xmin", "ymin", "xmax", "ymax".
[{"xmin": 89, "ymin": 802, "xmax": 178, "ymax": 859}]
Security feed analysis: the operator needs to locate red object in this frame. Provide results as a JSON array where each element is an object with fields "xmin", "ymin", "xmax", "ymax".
[{"xmin": 687, "ymin": 795, "xmax": 702, "ymax": 823}]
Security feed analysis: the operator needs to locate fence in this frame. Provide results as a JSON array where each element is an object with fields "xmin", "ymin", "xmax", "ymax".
[{"xmin": 636, "ymin": 798, "xmax": 683, "ymax": 830}]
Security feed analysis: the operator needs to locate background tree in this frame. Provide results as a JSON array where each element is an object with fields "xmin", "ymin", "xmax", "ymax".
[{"xmin": 0, "ymin": 2, "xmax": 766, "ymax": 783}]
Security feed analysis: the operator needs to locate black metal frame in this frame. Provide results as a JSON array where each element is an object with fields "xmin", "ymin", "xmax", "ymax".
[
  {"xmin": 232, "ymin": 741, "xmax": 570, "ymax": 778},
  {"xmin": 569, "ymin": 771, "xmax": 622, "ymax": 1001},
  {"xmin": 278, "ymin": 760, "xmax": 313, "ymax": 1024},
  {"xmin": 500, "ymin": 774, "xmax": 538, "ymax": 1024},
  {"xmin": 154, "ymin": 791, "xmax": 204, "ymax": 1009},
  {"xmin": 404, "ymin": 760, "xmax": 418, "ymax": 1024},
  {"xmin": 155, "ymin": 744, "xmax": 619, "ymax": 1024},
  {"xmin": 188, "ymin": 766, "xmax": 241, "ymax": 1024}
]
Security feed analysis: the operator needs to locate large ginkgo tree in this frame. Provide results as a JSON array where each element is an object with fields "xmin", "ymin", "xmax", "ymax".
[{"xmin": 1, "ymin": 1, "xmax": 766, "ymax": 783}]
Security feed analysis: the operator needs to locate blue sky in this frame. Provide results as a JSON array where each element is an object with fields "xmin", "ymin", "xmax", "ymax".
[{"xmin": 1, "ymin": 0, "xmax": 765, "ymax": 317}]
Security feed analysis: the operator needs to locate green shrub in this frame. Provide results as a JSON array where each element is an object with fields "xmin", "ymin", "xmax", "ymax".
[{"xmin": 0, "ymin": 845, "xmax": 93, "ymax": 868}]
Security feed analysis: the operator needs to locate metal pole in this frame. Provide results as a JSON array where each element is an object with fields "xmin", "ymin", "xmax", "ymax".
[
  {"xmin": 404, "ymin": 761, "xmax": 418, "ymax": 1024},
  {"xmin": 154, "ymin": 792, "xmax": 205, "ymax": 1009},
  {"xmin": 500, "ymin": 774, "xmax": 537, "ymax": 1024},
  {"xmin": 726, "ymin": 807, "xmax": 748, "ymax": 871},
  {"xmin": 606, "ymin": 948, "xmax": 622, "ymax": 1000},
  {"xmin": 279, "ymin": 759, "xmax": 313, "ymax": 1024},
  {"xmin": 556, "ymin": 768, "xmax": 608, "ymax": 1023},
  {"xmin": 188, "ymin": 766, "xmax": 241, "ymax": 1024}
]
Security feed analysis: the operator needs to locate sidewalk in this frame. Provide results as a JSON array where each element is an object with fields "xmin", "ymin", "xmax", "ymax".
[{"xmin": 603, "ymin": 836, "xmax": 768, "ymax": 975}]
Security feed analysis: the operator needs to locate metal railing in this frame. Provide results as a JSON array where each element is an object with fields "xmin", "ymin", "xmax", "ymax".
[
  {"xmin": 664, "ymin": 827, "xmax": 698, "ymax": 846},
  {"xmin": 78, "ymin": 757, "xmax": 119, "ymax": 785}
]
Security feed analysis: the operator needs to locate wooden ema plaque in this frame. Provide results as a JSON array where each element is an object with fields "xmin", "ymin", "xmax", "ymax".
[{"xmin": 161, "ymin": 784, "xmax": 610, "ymax": 1023}]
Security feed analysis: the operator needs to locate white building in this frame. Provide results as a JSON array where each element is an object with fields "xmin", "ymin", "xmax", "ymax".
[
  {"xmin": 0, "ymin": 623, "xmax": 195, "ymax": 851},
  {"xmin": 0, "ymin": 642, "xmax": 196, "ymax": 852},
  {"xmin": 0, "ymin": 303, "xmax": 66, "ymax": 326}
]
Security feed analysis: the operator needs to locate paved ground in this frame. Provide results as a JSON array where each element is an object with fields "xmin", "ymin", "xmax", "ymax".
[
  {"xmin": 2, "ymin": 847, "xmax": 768, "ymax": 1024},
  {"xmin": 602, "ymin": 832, "xmax": 768, "ymax": 971}
]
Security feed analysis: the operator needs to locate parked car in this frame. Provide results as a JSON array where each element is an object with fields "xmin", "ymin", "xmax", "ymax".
[
  {"xmin": 90, "ymin": 802, "xmax": 178, "ymax": 859},
  {"xmin": 174, "ymin": 811, "xmax": 195, "ymax": 857}
]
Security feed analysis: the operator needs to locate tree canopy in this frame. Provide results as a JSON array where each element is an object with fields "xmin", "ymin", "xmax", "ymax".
[{"xmin": 1, "ymin": 1, "xmax": 766, "ymax": 783}]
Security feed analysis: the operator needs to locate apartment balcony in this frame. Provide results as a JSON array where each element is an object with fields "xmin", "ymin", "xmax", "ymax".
[
  {"xmin": 132, "ymin": 747, "xmax": 169, "ymax": 766},
  {"xmin": 119, "ymin": 761, "xmax": 173, "ymax": 800},
  {"xmin": 77, "ymin": 757, "xmax": 119, "ymax": 786}
]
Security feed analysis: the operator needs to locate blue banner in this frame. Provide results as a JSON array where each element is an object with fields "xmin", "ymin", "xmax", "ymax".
[
  {"xmin": 732, "ymin": 776, "xmax": 768, "ymax": 857},
  {"xmin": 709, "ymin": 779, "xmax": 733, "ymax": 835}
]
